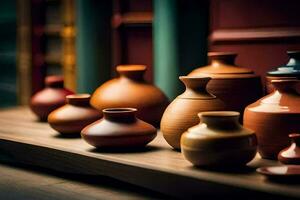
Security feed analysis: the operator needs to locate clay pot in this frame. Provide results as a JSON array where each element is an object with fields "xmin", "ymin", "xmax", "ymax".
[
  {"xmin": 48, "ymin": 94, "xmax": 102, "ymax": 135},
  {"xmin": 188, "ymin": 52, "xmax": 263, "ymax": 120},
  {"xmin": 160, "ymin": 76, "xmax": 226, "ymax": 149},
  {"xmin": 244, "ymin": 80, "xmax": 300, "ymax": 159},
  {"xmin": 278, "ymin": 133, "xmax": 300, "ymax": 164},
  {"xmin": 90, "ymin": 65, "xmax": 169, "ymax": 127},
  {"xmin": 266, "ymin": 51, "xmax": 300, "ymax": 94},
  {"xmin": 30, "ymin": 76, "xmax": 74, "ymax": 121},
  {"xmin": 181, "ymin": 111, "xmax": 257, "ymax": 167},
  {"xmin": 81, "ymin": 108, "xmax": 157, "ymax": 148}
]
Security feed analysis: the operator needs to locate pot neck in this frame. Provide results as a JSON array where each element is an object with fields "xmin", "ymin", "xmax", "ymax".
[
  {"xmin": 179, "ymin": 76, "xmax": 215, "ymax": 99},
  {"xmin": 103, "ymin": 108, "xmax": 137, "ymax": 123},
  {"xmin": 66, "ymin": 94, "xmax": 91, "ymax": 107},
  {"xmin": 271, "ymin": 80, "xmax": 299, "ymax": 94},
  {"xmin": 208, "ymin": 52, "xmax": 237, "ymax": 66},
  {"xmin": 289, "ymin": 133, "xmax": 300, "ymax": 146},
  {"xmin": 286, "ymin": 51, "xmax": 300, "ymax": 67},
  {"xmin": 199, "ymin": 111, "xmax": 241, "ymax": 130},
  {"xmin": 117, "ymin": 65, "xmax": 146, "ymax": 81},
  {"xmin": 45, "ymin": 75, "xmax": 64, "ymax": 88}
]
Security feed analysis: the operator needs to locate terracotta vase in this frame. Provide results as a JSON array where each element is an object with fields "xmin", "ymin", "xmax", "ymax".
[
  {"xmin": 244, "ymin": 80, "xmax": 300, "ymax": 159},
  {"xmin": 160, "ymin": 76, "xmax": 226, "ymax": 149},
  {"xmin": 266, "ymin": 51, "xmax": 300, "ymax": 94},
  {"xmin": 181, "ymin": 111, "xmax": 257, "ymax": 167},
  {"xmin": 188, "ymin": 52, "xmax": 263, "ymax": 121},
  {"xmin": 278, "ymin": 133, "xmax": 300, "ymax": 164},
  {"xmin": 30, "ymin": 76, "xmax": 74, "ymax": 121},
  {"xmin": 90, "ymin": 65, "xmax": 169, "ymax": 127},
  {"xmin": 81, "ymin": 108, "xmax": 157, "ymax": 148},
  {"xmin": 48, "ymin": 94, "xmax": 102, "ymax": 135}
]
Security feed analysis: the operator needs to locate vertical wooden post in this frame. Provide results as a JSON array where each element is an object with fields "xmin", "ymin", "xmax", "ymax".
[
  {"xmin": 153, "ymin": 0, "xmax": 209, "ymax": 99},
  {"xmin": 75, "ymin": 0, "xmax": 112, "ymax": 94},
  {"xmin": 153, "ymin": 0, "xmax": 180, "ymax": 100}
]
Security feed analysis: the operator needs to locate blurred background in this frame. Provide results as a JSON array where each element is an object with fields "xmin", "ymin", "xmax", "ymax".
[{"xmin": 1, "ymin": 0, "xmax": 300, "ymax": 107}]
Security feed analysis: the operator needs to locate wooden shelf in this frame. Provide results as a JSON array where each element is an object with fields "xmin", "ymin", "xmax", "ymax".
[
  {"xmin": 0, "ymin": 107, "xmax": 299, "ymax": 199},
  {"xmin": 112, "ymin": 12, "xmax": 153, "ymax": 28}
]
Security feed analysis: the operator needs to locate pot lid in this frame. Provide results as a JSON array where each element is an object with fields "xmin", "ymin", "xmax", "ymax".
[
  {"xmin": 267, "ymin": 51, "xmax": 300, "ymax": 77},
  {"xmin": 189, "ymin": 52, "xmax": 254, "ymax": 76}
]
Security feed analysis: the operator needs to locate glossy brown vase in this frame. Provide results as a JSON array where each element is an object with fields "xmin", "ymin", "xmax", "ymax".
[
  {"xmin": 48, "ymin": 94, "xmax": 102, "ymax": 135},
  {"xmin": 188, "ymin": 52, "xmax": 262, "ymax": 120},
  {"xmin": 30, "ymin": 76, "xmax": 74, "ymax": 121},
  {"xmin": 266, "ymin": 51, "xmax": 300, "ymax": 94},
  {"xmin": 181, "ymin": 111, "xmax": 257, "ymax": 167},
  {"xmin": 160, "ymin": 76, "xmax": 226, "ymax": 149},
  {"xmin": 81, "ymin": 108, "xmax": 157, "ymax": 148},
  {"xmin": 278, "ymin": 133, "xmax": 300, "ymax": 164},
  {"xmin": 90, "ymin": 65, "xmax": 169, "ymax": 127},
  {"xmin": 244, "ymin": 80, "xmax": 300, "ymax": 159}
]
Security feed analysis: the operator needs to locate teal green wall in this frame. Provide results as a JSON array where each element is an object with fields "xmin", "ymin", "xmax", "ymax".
[
  {"xmin": 76, "ymin": 0, "xmax": 112, "ymax": 94},
  {"xmin": 0, "ymin": 0, "xmax": 17, "ymax": 107}
]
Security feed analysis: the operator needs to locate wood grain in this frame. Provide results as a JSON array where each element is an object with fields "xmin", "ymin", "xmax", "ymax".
[{"xmin": 0, "ymin": 107, "xmax": 299, "ymax": 199}]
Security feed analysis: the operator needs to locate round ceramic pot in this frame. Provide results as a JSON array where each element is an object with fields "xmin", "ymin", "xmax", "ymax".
[
  {"xmin": 244, "ymin": 80, "xmax": 300, "ymax": 159},
  {"xmin": 90, "ymin": 65, "xmax": 169, "ymax": 127},
  {"xmin": 30, "ymin": 76, "xmax": 74, "ymax": 121},
  {"xmin": 278, "ymin": 133, "xmax": 300, "ymax": 164},
  {"xmin": 188, "ymin": 52, "xmax": 263, "ymax": 121},
  {"xmin": 181, "ymin": 111, "xmax": 257, "ymax": 167},
  {"xmin": 160, "ymin": 76, "xmax": 226, "ymax": 150},
  {"xmin": 48, "ymin": 94, "xmax": 102, "ymax": 135},
  {"xmin": 266, "ymin": 51, "xmax": 300, "ymax": 94},
  {"xmin": 81, "ymin": 108, "xmax": 157, "ymax": 148}
]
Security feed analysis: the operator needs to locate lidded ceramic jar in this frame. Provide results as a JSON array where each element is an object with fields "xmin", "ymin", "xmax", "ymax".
[
  {"xmin": 81, "ymin": 108, "xmax": 157, "ymax": 148},
  {"xmin": 278, "ymin": 133, "xmax": 300, "ymax": 164},
  {"xmin": 244, "ymin": 80, "xmax": 300, "ymax": 159},
  {"xmin": 188, "ymin": 52, "xmax": 262, "ymax": 120},
  {"xmin": 90, "ymin": 65, "xmax": 169, "ymax": 127},
  {"xmin": 30, "ymin": 75, "xmax": 74, "ymax": 121},
  {"xmin": 160, "ymin": 76, "xmax": 226, "ymax": 149},
  {"xmin": 266, "ymin": 51, "xmax": 300, "ymax": 93},
  {"xmin": 181, "ymin": 111, "xmax": 257, "ymax": 167},
  {"xmin": 48, "ymin": 94, "xmax": 102, "ymax": 135}
]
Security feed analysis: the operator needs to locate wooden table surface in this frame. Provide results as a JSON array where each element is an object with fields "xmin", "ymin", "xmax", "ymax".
[{"xmin": 0, "ymin": 107, "xmax": 299, "ymax": 199}]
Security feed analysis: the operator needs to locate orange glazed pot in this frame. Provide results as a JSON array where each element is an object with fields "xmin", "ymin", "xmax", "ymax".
[
  {"xmin": 244, "ymin": 80, "xmax": 300, "ymax": 159},
  {"xmin": 90, "ymin": 65, "xmax": 169, "ymax": 127},
  {"xmin": 48, "ymin": 94, "xmax": 102, "ymax": 135},
  {"xmin": 81, "ymin": 108, "xmax": 157, "ymax": 148},
  {"xmin": 160, "ymin": 76, "xmax": 226, "ymax": 150},
  {"xmin": 188, "ymin": 52, "xmax": 262, "ymax": 121},
  {"xmin": 30, "ymin": 76, "xmax": 74, "ymax": 121}
]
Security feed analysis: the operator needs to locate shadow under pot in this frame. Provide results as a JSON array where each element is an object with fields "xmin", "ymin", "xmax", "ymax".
[
  {"xmin": 48, "ymin": 94, "xmax": 102, "ymax": 136},
  {"xmin": 160, "ymin": 76, "xmax": 226, "ymax": 150},
  {"xmin": 181, "ymin": 111, "xmax": 257, "ymax": 168},
  {"xmin": 244, "ymin": 80, "xmax": 300, "ymax": 159},
  {"xmin": 90, "ymin": 65, "xmax": 169, "ymax": 127},
  {"xmin": 30, "ymin": 76, "xmax": 74, "ymax": 121},
  {"xmin": 266, "ymin": 51, "xmax": 300, "ymax": 94},
  {"xmin": 278, "ymin": 133, "xmax": 300, "ymax": 164},
  {"xmin": 188, "ymin": 52, "xmax": 263, "ymax": 121},
  {"xmin": 81, "ymin": 108, "xmax": 157, "ymax": 148}
]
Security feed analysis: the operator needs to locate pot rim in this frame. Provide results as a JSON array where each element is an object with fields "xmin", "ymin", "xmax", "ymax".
[
  {"xmin": 116, "ymin": 65, "xmax": 147, "ymax": 72},
  {"xmin": 199, "ymin": 111, "xmax": 240, "ymax": 118},
  {"xmin": 103, "ymin": 108, "xmax": 137, "ymax": 113}
]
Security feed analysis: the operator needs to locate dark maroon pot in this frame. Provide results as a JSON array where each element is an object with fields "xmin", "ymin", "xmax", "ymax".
[
  {"xmin": 30, "ymin": 76, "xmax": 74, "ymax": 121},
  {"xmin": 278, "ymin": 133, "xmax": 300, "ymax": 164}
]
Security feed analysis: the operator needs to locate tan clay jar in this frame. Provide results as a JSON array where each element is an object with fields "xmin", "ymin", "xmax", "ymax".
[
  {"xmin": 81, "ymin": 108, "xmax": 157, "ymax": 148},
  {"xmin": 160, "ymin": 76, "xmax": 226, "ymax": 150},
  {"xmin": 181, "ymin": 111, "xmax": 257, "ymax": 167},
  {"xmin": 188, "ymin": 52, "xmax": 262, "ymax": 120},
  {"xmin": 90, "ymin": 65, "xmax": 169, "ymax": 127},
  {"xmin": 30, "ymin": 76, "xmax": 74, "ymax": 121},
  {"xmin": 244, "ymin": 80, "xmax": 300, "ymax": 159},
  {"xmin": 48, "ymin": 94, "xmax": 102, "ymax": 135}
]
